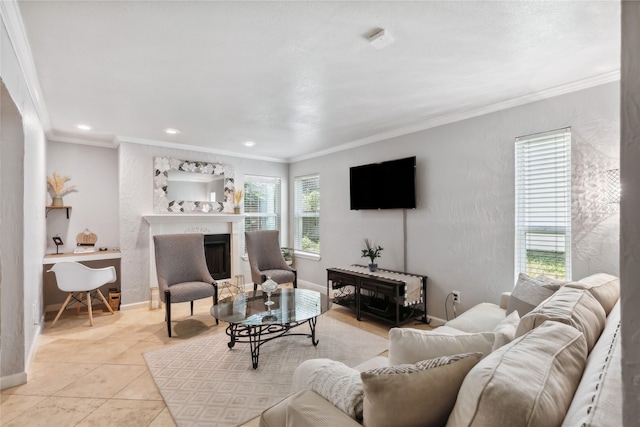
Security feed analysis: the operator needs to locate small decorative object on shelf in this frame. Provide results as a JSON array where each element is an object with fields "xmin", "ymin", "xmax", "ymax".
[
  {"xmin": 233, "ymin": 188, "xmax": 243, "ymax": 214},
  {"xmin": 47, "ymin": 172, "xmax": 77, "ymax": 206},
  {"xmin": 361, "ymin": 238, "xmax": 383, "ymax": 272}
]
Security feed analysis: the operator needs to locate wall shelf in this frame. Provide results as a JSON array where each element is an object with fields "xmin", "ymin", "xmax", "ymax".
[{"xmin": 45, "ymin": 206, "xmax": 71, "ymax": 218}]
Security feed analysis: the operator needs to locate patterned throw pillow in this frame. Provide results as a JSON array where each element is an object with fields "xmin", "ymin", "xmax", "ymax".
[
  {"xmin": 305, "ymin": 359, "xmax": 364, "ymax": 420},
  {"xmin": 361, "ymin": 353, "xmax": 483, "ymax": 427}
]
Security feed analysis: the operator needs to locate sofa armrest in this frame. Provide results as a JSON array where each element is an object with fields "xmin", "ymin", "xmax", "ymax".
[
  {"xmin": 499, "ymin": 292, "xmax": 511, "ymax": 310},
  {"xmin": 260, "ymin": 390, "xmax": 361, "ymax": 427}
]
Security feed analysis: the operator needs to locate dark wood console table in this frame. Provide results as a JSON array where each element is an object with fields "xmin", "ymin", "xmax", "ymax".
[{"xmin": 327, "ymin": 265, "xmax": 428, "ymax": 326}]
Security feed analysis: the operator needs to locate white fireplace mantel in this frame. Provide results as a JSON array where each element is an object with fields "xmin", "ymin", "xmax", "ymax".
[{"xmin": 143, "ymin": 214, "xmax": 245, "ymax": 303}]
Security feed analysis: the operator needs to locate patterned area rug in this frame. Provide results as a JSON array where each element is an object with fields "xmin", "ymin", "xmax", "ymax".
[{"xmin": 144, "ymin": 315, "xmax": 388, "ymax": 427}]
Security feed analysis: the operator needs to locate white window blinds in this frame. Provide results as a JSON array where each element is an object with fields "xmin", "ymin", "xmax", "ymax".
[
  {"xmin": 294, "ymin": 174, "xmax": 320, "ymax": 254},
  {"xmin": 244, "ymin": 175, "xmax": 282, "ymax": 236},
  {"xmin": 515, "ymin": 128, "xmax": 571, "ymax": 280}
]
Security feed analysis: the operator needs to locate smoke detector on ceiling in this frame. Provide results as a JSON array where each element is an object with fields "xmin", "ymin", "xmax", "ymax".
[{"xmin": 368, "ymin": 29, "xmax": 394, "ymax": 50}]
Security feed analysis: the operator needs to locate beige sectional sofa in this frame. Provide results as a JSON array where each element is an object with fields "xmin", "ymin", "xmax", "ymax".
[{"xmin": 259, "ymin": 273, "xmax": 621, "ymax": 427}]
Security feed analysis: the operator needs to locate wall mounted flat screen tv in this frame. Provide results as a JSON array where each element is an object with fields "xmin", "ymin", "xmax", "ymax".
[{"xmin": 350, "ymin": 156, "xmax": 416, "ymax": 210}]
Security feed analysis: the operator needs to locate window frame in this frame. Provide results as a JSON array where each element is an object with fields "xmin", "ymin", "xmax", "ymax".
[
  {"xmin": 293, "ymin": 173, "xmax": 320, "ymax": 257},
  {"xmin": 514, "ymin": 128, "xmax": 572, "ymax": 281},
  {"xmin": 243, "ymin": 175, "xmax": 282, "ymax": 255}
]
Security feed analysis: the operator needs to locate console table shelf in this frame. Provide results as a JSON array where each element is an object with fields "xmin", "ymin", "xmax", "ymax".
[{"xmin": 327, "ymin": 266, "xmax": 428, "ymax": 326}]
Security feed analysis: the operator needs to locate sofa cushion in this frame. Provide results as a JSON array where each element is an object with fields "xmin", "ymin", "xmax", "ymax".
[
  {"xmin": 446, "ymin": 321, "xmax": 588, "ymax": 427},
  {"xmin": 362, "ymin": 352, "xmax": 482, "ymax": 427},
  {"xmin": 562, "ymin": 301, "xmax": 622, "ymax": 427},
  {"xmin": 292, "ymin": 359, "xmax": 363, "ymax": 420},
  {"xmin": 388, "ymin": 328, "xmax": 494, "ymax": 365},
  {"xmin": 444, "ymin": 302, "xmax": 506, "ymax": 333},
  {"xmin": 506, "ymin": 273, "xmax": 557, "ymax": 316},
  {"xmin": 491, "ymin": 310, "xmax": 520, "ymax": 351},
  {"xmin": 565, "ymin": 273, "xmax": 620, "ymax": 315},
  {"xmin": 515, "ymin": 287, "xmax": 606, "ymax": 352}
]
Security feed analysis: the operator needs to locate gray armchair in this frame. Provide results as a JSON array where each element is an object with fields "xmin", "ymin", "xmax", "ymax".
[
  {"xmin": 245, "ymin": 230, "xmax": 297, "ymax": 291},
  {"xmin": 153, "ymin": 233, "xmax": 218, "ymax": 337}
]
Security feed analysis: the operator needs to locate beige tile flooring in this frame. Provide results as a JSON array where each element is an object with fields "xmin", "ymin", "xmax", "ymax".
[{"xmin": 1, "ymin": 296, "xmax": 431, "ymax": 426}]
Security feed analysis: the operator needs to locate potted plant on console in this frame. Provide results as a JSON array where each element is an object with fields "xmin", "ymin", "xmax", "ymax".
[{"xmin": 361, "ymin": 238, "xmax": 383, "ymax": 272}]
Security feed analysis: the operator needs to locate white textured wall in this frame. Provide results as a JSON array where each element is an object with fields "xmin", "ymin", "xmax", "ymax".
[
  {"xmin": 0, "ymin": 17, "xmax": 47, "ymax": 388},
  {"xmin": 0, "ymin": 80, "xmax": 26, "ymax": 381},
  {"xmin": 290, "ymin": 82, "xmax": 620, "ymax": 321},
  {"xmin": 118, "ymin": 142, "xmax": 288, "ymax": 305},
  {"xmin": 46, "ymin": 141, "xmax": 119, "ymax": 252},
  {"xmin": 621, "ymin": 3, "xmax": 640, "ymax": 424}
]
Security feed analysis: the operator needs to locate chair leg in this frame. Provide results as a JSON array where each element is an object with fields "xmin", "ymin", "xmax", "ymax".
[
  {"xmin": 165, "ymin": 290, "xmax": 172, "ymax": 337},
  {"xmin": 77, "ymin": 292, "xmax": 82, "ymax": 315},
  {"xmin": 293, "ymin": 270, "xmax": 298, "ymax": 288},
  {"xmin": 190, "ymin": 300, "xmax": 194, "ymax": 316},
  {"xmin": 51, "ymin": 293, "xmax": 73, "ymax": 327},
  {"xmin": 87, "ymin": 291, "xmax": 94, "ymax": 326},
  {"xmin": 97, "ymin": 289, "xmax": 115, "ymax": 314},
  {"xmin": 213, "ymin": 283, "xmax": 219, "ymax": 325}
]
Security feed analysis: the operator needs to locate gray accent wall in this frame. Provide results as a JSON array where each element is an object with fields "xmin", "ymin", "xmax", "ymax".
[{"xmin": 289, "ymin": 82, "xmax": 620, "ymax": 321}]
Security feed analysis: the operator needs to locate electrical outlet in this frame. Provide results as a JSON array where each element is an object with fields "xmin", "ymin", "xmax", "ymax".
[{"xmin": 452, "ymin": 291, "xmax": 461, "ymax": 304}]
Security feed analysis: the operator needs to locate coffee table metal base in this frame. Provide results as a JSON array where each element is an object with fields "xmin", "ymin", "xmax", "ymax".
[{"xmin": 225, "ymin": 317, "xmax": 319, "ymax": 369}]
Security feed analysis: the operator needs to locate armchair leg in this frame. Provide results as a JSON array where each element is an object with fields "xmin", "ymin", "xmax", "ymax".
[
  {"xmin": 293, "ymin": 270, "xmax": 298, "ymax": 288},
  {"xmin": 190, "ymin": 300, "xmax": 194, "ymax": 316},
  {"xmin": 214, "ymin": 283, "xmax": 219, "ymax": 325},
  {"xmin": 165, "ymin": 290, "xmax": 172, "ymax": 337}
]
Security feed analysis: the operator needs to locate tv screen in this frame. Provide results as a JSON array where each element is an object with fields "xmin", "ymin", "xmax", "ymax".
[{"xmin": 350, "ymin": 156, "xmax": 416, "ymax": 210}]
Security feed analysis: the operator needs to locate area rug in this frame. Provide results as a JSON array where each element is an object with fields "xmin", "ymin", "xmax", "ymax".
[{"xmin": 144, "ymin": 316, "xmax": 388, "ymax": 427}]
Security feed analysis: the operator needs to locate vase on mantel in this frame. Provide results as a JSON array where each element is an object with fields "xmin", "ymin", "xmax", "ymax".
[
  {"xmin": 234, "ymin": 205, "xmax": 241, "ymax": 214},
  {"xmin": 368, "ymin": 263, "xmax": 378, "ymax": 272},
  {"xmin": 52, "ymin": 197, "xmax": 64, "ymax": 206}
]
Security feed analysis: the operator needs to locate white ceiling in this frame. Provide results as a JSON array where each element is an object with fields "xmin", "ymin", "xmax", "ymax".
[{"xmin": 16, "ymin": 1, "xmax": 620, "ymax": 162}]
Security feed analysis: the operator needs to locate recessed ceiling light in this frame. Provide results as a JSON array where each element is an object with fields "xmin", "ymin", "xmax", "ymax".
[
  {"xmin": 76, "ymin": 124, "xmax": 92, "ymax": 130},
  {"xmin": 243, "ymin": 141, "xmax": 256, "ymax": 147},
  {"xmin": 165, "ymin": 128, "xmax": 180, "ymax": 135}
]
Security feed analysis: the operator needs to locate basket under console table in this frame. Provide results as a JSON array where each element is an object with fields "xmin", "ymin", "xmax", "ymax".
[{"xmin": 327, "ymin": 265, "xmax": 428, "ymax": 326}]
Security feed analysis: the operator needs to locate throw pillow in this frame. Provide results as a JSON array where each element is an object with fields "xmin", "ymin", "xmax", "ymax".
[
  {"xmin": 388, "ymin": 328, "xmax": 494, "ymax": 366},
  {"xmin": 294, "ymin": 358, "xmax": 364, "ymax": 420},
  {"xmin": 506, "ymin": 273, "xmax": 556, "ymax": 316},
  {"xmin": 446, "ymin": 321, "xmax": 588, "ymax": 427},
  {"xmin": 515, "ymin": 287, "xmax": 606, "ymax": 352},
  {"xmin": 535, "ymin": 274, "xmax": 567, "ymax": 291},
  {"xmin": 565, "ymin": 273, "xmax": 620, "ymax": 315},
  {"xmin": 491, "ymin": 310, "xmax": 520, "ymax": 351},
  {"xmin": 362, "ymin": 352, "xmax": 483, "ymax": 427}
]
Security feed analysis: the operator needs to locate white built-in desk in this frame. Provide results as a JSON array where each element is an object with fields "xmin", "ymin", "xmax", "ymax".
[{"xmin": 43, "ymin": 250, "xmax": 121, "ymax": 313}]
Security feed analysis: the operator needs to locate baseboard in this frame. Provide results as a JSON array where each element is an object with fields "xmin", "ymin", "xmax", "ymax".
[
  {"xmin": 0, "ymin": 370, "xmax": 27, "ymax": 390},
  {"xmin": 120, "ymin": 301, "xmax": 149, "ymax": 311},
  {"xmin": 25, "ymin": 324, "xmax": 42, "ymax": 376}
]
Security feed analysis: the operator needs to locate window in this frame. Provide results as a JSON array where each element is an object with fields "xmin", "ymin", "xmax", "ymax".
[
  {"xmin": 244, "ymin": 175, "xmax": 281, "ymax": 241},
  {"xmin": 515, "ymin": 128, "xmax": 571, "ymax": 280},
  {"xmin": 294, "ymin": 174, "xmax": 320, "ymax": 255}
]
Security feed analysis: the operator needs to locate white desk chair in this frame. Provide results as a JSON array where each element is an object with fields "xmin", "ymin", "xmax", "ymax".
[{"xmin": 48, "ymin": 261, "xmax": 116, "ymax": 326}]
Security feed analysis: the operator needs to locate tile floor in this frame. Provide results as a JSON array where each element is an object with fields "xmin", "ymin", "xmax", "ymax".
[{"xmin": 1, "ymin": 295, "xmax": 431, "ymax": 426}]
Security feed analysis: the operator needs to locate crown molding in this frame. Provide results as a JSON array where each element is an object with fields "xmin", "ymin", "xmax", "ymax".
[
  {"xmin": 0, "ymin": 1, "xmax": 52, "ymax": 132},
  {"xmin": 289, "ymin": 70, "xmax": 621, "ymax": 163},
  {"xmin": 47, "ymin": 131, "xmax": 120, "ymax": 149},
  {"xmin": 117, "ymin": 136, "xmax": 288, "ymax": 164}
]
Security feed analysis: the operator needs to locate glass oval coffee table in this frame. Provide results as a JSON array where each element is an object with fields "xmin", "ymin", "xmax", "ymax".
[{"xmin": 211, "ymin": 288, "xmax": 331, "ymax": 369}]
